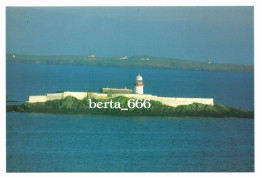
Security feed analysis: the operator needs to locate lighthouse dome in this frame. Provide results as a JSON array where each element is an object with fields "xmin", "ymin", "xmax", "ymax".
[{"xmin": 136, "ymin": 75, "xmax": 143, "ymax": 81}]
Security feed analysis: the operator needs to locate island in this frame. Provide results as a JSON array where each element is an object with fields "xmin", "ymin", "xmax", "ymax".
[
  {"xmin": 6, "ymin": 75, "xmax": 253, "ymax": 118},
  {"xmin": 6, "ymin": 54, "xmax": 253, "ymax": 73},
  {"xmin": 7, "ymin": 95, "xmax": 253, "ymax": 118}
]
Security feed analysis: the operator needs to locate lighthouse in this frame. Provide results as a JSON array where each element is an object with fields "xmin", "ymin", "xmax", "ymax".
[{"xmin": 134, "ymin": 75, "xmax": 144, "ymax": 94}]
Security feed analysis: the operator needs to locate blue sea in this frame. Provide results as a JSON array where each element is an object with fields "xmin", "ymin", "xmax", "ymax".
[{"xmin": 6, "ymin": 63, "xmax": 254, "ymax": 172}]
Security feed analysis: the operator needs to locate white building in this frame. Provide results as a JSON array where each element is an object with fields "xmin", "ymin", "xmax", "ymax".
[
  {"xmin": 27, "ymin": 75, "xmax": 214, "ymax": 107},
  {"xmin": 140, "ymin": 57, "xmax": 150, "ymax": 61},
  {"xmin": 134, "ymin": 74, "xmax": 144, "ymax": 94},
  {"xmin": 120, "ymin": 56, "xmax": 128, "ymax": 60}
]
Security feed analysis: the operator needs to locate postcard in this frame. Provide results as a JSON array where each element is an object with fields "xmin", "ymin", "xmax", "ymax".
[{"xmin": 6, "ymin": 6, "xmax": 254, "ymax": 172}]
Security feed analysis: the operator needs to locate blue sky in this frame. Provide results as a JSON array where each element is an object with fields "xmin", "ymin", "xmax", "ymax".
[{"xmin": 6, "ymin": 7, "xmax": 254, "ymax": 64}]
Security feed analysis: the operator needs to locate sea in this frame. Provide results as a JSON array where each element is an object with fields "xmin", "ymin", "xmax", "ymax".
[{"xmin": 6, "ymin": 63, "xmax": 254, "ymax": 172}]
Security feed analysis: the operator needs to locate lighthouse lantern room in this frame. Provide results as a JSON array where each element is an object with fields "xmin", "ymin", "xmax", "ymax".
[{"xmin": 134, "ymin": 75, "xmax": 144, "ymax": 94}]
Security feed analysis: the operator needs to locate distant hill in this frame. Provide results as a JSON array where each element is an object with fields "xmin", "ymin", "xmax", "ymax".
[{"xmin": 6, "ymin": 54, "xmax": 253, "ymax": 72}]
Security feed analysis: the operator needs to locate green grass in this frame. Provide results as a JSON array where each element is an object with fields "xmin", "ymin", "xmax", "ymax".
[{"xmin": 7, "ymin": 96, "xmax": 254, "ymax": 118}]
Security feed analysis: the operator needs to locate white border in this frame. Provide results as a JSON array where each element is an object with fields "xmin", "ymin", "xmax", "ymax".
[
  {"xmin": 0, "ymin": 0, "xmax": 256, "ymax": 6},
  {"xmin": 1, "ymin": 0, "xmax": 258, "ymax": 178}
]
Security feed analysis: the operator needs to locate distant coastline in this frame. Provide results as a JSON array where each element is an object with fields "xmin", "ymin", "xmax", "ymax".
[{"xmin": 6, "ymin": 54, "xmax": 253, "ymax": 73}]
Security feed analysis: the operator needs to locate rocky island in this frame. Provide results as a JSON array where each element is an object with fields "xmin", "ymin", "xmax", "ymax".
[
  {"xmin": 6, "ymin": 75, "xmax": 253, "ymax": 118},
  {"xmin": 7, "ymin": 95, "xmax": 253, "ymax": 118}
]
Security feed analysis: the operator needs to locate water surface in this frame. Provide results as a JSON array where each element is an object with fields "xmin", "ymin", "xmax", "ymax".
[
  {"xmin": 7, "ymin": 112, "xmax": 254, "ymax": 172},
  {"xmin": 6, "ymin": 63, "xmax": 254, "ymax": 172},
  {"xmin": 6, "ymin": 63, "xmax": 254, "ymax": 110}
]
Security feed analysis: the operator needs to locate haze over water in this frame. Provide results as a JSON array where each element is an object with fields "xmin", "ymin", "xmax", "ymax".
[{"xmin": 6, "ymin": 7, "xmax": 254, "ymax": 65}]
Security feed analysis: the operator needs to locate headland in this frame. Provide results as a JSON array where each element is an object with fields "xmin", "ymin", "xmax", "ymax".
[{"xmin": 6, "ymin": 54, "xmax": 253, "ymax": 73}]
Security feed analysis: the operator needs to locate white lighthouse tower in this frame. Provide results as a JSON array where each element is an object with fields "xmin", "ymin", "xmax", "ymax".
[{"xmin": 134, "ymin": 74, "xmax": 144, "ymax": 94}]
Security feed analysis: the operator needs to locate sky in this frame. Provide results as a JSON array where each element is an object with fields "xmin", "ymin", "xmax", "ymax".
[{"xmin": 6, "ymin": 7, "xmax": 254, "ymax": 64}]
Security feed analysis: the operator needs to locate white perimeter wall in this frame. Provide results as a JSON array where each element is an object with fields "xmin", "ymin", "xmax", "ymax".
[
  {"xmin": 28, "ymin": 92, "xmax": 214, "ymax": 107},
  {"xmin": 154, "ymin": 97, "xmax": 214, "ymax": 107},
  {"xmin": 28, "ymin": 92, "xmax": 88, "ymax": 103},
  {"xmin": 92, "ymin": 93, "xmax": 108, "ymax": 99},
  {"xmin": 28, "ymin": 95, "xmax": 48, "ymax": 103},
  {"xmin": 63, "ymin": 92, "xmax": 87, "ymax": 100},
  {"xmin": 46, "ymin": 93, "xmax": 63, "ymax": 100},
  {"xmin": 112, "ymin": 94, "xmax": 214, "ymax": 107}
]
